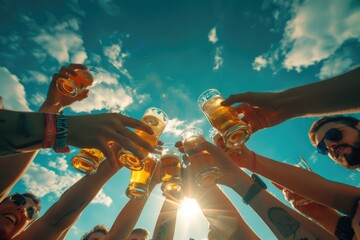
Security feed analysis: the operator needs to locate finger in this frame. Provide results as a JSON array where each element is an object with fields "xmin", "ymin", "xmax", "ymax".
[
  {"xmin": 69, "ymin": 63, "xmax": 87, "ymax": 70},
  {"xmin": 101, "ymin": 141, "xmax": 119, "ymax": 169},
  {"xmin": 59, "ymin": 66, "xmax": 76, "ymax": 76},
  {"xmin": 76, "ymin": 89, "xmax": 90, "ymax": 101},
  {"xmin": 221, "ymin": 93, "xmax": 251, "ymax": 106},
  {"xmin": 117, "ymin": 127, "xmax": 155, "ymax": 153},
  {"xmin": 119, "ymin": 115, "xmax": 154, "ymax": 135}
]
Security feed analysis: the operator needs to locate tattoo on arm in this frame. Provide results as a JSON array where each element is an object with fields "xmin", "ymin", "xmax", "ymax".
[
  {"xmin": 154, "ymin": 223, "xmax": 169, "ymax": 240},
  {"xmin": 0, "ymin": 113, "xmax": 43, "ymax": 154}
]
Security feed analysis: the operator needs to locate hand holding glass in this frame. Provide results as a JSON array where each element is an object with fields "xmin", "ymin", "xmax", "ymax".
[
  {"xmin": 56, "ymin": 66, "xmax": 103, "ymax": 97},
  {"xmin": 198, "ymin": 89, "xmax": 251, "ymax": 149},
  {"xmin": 181, "ymin": 127, "xmax": 222, "ymax": 187}
]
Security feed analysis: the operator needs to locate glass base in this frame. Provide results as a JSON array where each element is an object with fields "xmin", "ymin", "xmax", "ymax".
[
  {"xmin": 195, "ymin": 167, "xmax": 222, "ymax": 187},
  {"xmin": 161, "ymin": 179, "xmax": 182, "ymax": 194},
  {"xmin": 126, "ymin": 183, "xmax": 149, "ymax": 199},
  {"xmin": 118, "ymin": 150, "xmax": 144, "ymax": 171},
  {"xmin": 56, "ymin": 78, "xmax": 79, "ymax": 97},
  {"xmin": 71, "ymin": 156, "xmax": 99, "ymax": 175},
  {"xmin": 223, "ymin": 124, "xmax": 251, "ymax": 148}
]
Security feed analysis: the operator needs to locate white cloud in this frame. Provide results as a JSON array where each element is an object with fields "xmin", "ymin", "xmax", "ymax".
[
  {"xmin": 213, "ymin": 46, "xmax": 223, "ymax": 71},
  {"xmin": 71, "ymin": 50, "xmax": 88, "ymax": 64},
  {"xmin": 253, "ymin": 0, "xmax": 360, "ymax": 74},
  {"xmin": 32, "ymin": 18, "xmax": 86, "ymax": 64},
  {"xmin": 252, "ymin": 55, "xmax": 268, "ymax": 71},
  {"xmin": 208, "ymin": 26, "xmax": 218, "ymax": 43},
  {"xmin": 22, "ymin": 162, "xmax": 112, "ymax": 206},
  {"xmin": 97, "ymin": 0, "xmax": 121, "ymax": 16},
  {"xmin": 69, "ymin": 84, "xmax": 133, "ymax": 113},
  {"xmin": 103, "ymin": 44, "xmax": 132, "ymax": 80},
  {"xmin": 48, "ymin": 156, "xmax": 68, "ymax": 171},
  {"xmin": 0, "ymin": 67, "xmax": 30, "ymax": 111},
  {"xmin": 22, "ymin": 70, "xmax": 48, "ymax": 84},
  {"xmin": 29, "ymin": 93, "xmax": 46, "ymax": 107},
  {"xmin": 164, "ymin": 118, "xmax": 204, "ymax": 137},
  {"xmin": 317, "ymin": 51, "xmax": 354, "ymax": 79}
]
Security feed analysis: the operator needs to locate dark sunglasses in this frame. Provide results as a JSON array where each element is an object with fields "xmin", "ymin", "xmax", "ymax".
[
  {"xmin": 317, "ymin": 128, "xmax": 343, "ymax": 155},
  {"xmin": 9, "ymin": 193, "xmax": 39, "ymax": 221}
]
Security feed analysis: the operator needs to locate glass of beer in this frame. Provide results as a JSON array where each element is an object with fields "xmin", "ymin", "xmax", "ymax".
[
  {"xmin": 126, "ymin": 157, "xmax": 157, "ymax": 199},
  {"xmin": 160, "ymin": 144, "xmax": 183, "ymax": 195},
  {"xmin": 198, "ymin": 89, "xmax": 251, "ymax": 149},
  {"xmin": 56, "ymin": 66, "xmax": 103, "ymax": 97},
  {"xmin": 181, "ymin": 127, "xmax": 222, "ymax": 187},
  {"xmin": 71, "ymin": 148, "xmax": 105, "ymax": 175},
  {"xmin": 118, "ymin": 107, "xmax": 168, "ymax": 171}
]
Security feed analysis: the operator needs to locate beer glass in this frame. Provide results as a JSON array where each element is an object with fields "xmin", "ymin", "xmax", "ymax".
[
  {"xmin": 209, "ymin": 127, "xmax": 241, "ymax": 160},
  {"xmin": 71, "ymin": 148, "xmax": 105, "ymax": 175},
  {"xmin": 118, "ymin": 107, "xmax": 168, "ymax": 171},
  {"xmin": 181, "ymin": 127, "xmax": 222, "ymax": 187},
  {"xmin": 160, "ymin": 144, "xmax": 183, "ymax": 195},
  {"xmin": 198, "ymin": 89, "xmax": 251, "ymax": 149},
  {"xmin": 56, "ymin": 66, "xmax": 103, "ymax": 97},
  {"xmin": 126, "ymin": 157, "xmax": 157, "ymax": 199}
]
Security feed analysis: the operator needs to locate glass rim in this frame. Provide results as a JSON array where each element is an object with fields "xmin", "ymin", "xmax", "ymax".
[
  {"xmin": 180, "ymin": 127, "xmax": 204, "ymax": 142},
  {"xmin": 144, "ymin": 107, "xmax": 169, "ymax": 123},
  {"xmin": 197, "ymin": 88, "xmax": 221, "ymax": 107}
]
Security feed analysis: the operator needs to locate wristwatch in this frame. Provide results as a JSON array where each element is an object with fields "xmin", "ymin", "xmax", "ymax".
[{"xmin": 242, "ymin": 174, "xmax": 267, "ymax": 205}]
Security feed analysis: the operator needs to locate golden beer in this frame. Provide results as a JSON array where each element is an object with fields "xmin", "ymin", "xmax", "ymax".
[
  {"xmin": 119, "ymin": 108, "xmax": 168, "ymax": 170},
  {"xmin": 71, "ymin": 148, "xmax": 105, "ymax": 175},
  {"xmin": 198, "ymin": 89, "xmax": 252, "ymax": 148},
  {"xmin": 56, "ymin": 66, "xmax": 102, "ymax": 97},
  {"xmin": 126, "ymin": 157, "xmax": 157, "ymax": 199},
  {"xmin": 160, "ymin": 153, "xmax": 182, "ymax": 194},
  {"xmin": 181, "ymin": 128, "xmax": 222, "ymax": 187}
]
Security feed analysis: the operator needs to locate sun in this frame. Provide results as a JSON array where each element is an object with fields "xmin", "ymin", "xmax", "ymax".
[{"xmin": 179, "ymin": 197, "xmax": 201, "ymax": 218}]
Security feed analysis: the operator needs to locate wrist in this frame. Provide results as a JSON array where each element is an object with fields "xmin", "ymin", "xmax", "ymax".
[
  {"xmin": 39, "ymin": 100, "xmax": 62, "ymax": 114},
  {"xmin": 278, "ymin": 89, "xmax": 302, "ymax": 119}
]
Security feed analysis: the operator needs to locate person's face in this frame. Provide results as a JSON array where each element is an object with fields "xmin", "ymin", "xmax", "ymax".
[
  {"xmin": 0, "ymin": 194, "xmax": 38, "ymax": 239},
  {"xmin": 128, "ymin": 233, "xmax": 147, "ymax": 240},
  {"xmin": 314, "ymin": 121, "xmax": 360, "ymax": 170},
  {"xmin": 88, "ymin": 231, "xmax": 106, "ymax": 240}
]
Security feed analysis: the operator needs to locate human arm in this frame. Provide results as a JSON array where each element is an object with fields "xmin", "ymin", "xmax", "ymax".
[
  {"xmin": 14, "ymin": 159, "xmax": 120, "ymax": 240},
  {"xmin": 232, "ymin": 144, "xmax": 360, "ymax": 216},
  {"xmin": 0, "ymin": 64, "xmax": 90, "ymax": 201},
  {"xmin": 104, "ymin": 162, "xmax": 161, "ymax": 240},
  {"xmin": 151, "ymin": 194, "xmax": 180, "ymax": 240},
  {"xmin": 221, "ymin": 66, "xmax": 360, "ymax": 132},
  {"xmin": 192, "ymin": 141, "xmax": 336, "ymax": 240}
]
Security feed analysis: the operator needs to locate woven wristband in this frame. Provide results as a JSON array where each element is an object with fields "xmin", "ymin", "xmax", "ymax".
[
  {"xmin": 53, "ymin": 114, "xmax": 70, "ymax": 153},
  {"xmin": 42, "ymin": 113, "xmax": 57, "ymax": 148}
]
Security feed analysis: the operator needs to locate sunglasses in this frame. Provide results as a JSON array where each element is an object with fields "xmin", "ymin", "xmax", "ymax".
[
  {"xmin": 317, "ymin": 128, "xmax": 343, "ymax": 155},
  {"xmin": 8, "ymin": 193, "xmax": 39, "ymax": 221}
]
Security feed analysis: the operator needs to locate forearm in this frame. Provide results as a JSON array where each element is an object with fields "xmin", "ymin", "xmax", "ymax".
[
  {"xmin": 279, "ymin": 66, "xmax": 360, "ymax": 118},
  {"xmin": 0, "ymin": 102, "xmax": 62, "ymax": 201},
  {"xmin": 297, "ymin": 204, "xmax": 341, "ymax": 235},
  {"xmin": 152, "ymin": 196, "xmax": 179, "ymax": 240},
  {"xmin": 0, "ymin": 110, "xmax": 45, "ymax": 154},
  {"xmin": 39, "ymin": 161, "xmax": 117, "ymax": 232},
  {"xmin": 246, "ymin": 153, "xmax": 360, "ymax": 215},
  {"xmin": 227, "ymin": 170, "xmax": 336, "ymax": 240},
  {"xmin": 198, "ymin": 185, "xmax": 259, "ymax": 240},
  {"xmin": 105, "ymin": 184, "xmax": 156, "ymax": 240}
]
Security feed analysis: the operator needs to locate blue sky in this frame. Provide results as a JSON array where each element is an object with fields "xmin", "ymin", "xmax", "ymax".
[{"xmin": 1, "ymin": 0, "xmax": 360, "ymax": 239}]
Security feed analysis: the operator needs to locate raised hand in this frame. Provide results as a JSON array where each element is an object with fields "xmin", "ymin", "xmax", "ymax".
[
  {"xmin": 68, "ymin": 113, "xmax": 155, "ymax": 169},
  {"xmin": 221, "ymin": 92, "xmax": 287, "ymax": 133},
  {"xmin": 41, "ymin": 63, "xmax": 89, "ymax": 113}
]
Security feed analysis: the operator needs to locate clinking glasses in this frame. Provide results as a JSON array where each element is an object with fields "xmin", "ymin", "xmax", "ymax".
[
  {"xmin": 9, "ymin": 193, "xmax": 39, "ymax": 221},
  {"xmin": 317, "ymin": 128, "xmax": 343, "ymax": 155}
]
